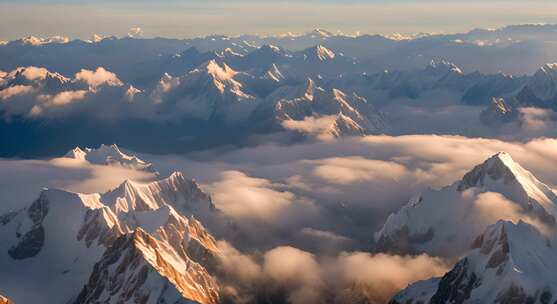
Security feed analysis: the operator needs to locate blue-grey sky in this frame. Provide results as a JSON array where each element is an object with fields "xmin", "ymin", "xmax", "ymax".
[{"xmin": 1, "ymin": 0, "xmax": 557, "ymax": 40}]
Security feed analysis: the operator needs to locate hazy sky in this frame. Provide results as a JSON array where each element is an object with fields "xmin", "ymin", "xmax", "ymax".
[{"xmin": 1, "ymin": 0, "xmax": 557, "ymax": 40}]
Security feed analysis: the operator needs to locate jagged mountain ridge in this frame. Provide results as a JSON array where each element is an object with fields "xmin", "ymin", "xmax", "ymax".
[
  {"xmin": 0, "ymin": 172, "xmax": 221, "ymax": 304},
  {"xmin": 3, "ymin": 39, "xmax": 557, "ymax": 157},
  {"xmin": 3, "ymin": 24, "xmax": 557, "ymax": 80},
  {"xmin": 65, "ymin": 143, "xmax": 158, "ymax": 173},
  {"xmin": 0, "ymin": 295, "xmax": 12, "ymax": 304}
]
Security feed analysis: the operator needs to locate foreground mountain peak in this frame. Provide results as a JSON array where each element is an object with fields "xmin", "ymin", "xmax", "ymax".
[
  {"xmin": 391, "ymin": 220, "xmax": 557, "ymax": 304},
  {"xmin": 376, "ymin": 152, "xmax": 557, "ymax": 257},
  {"xmin": 0, "ymin": 172, "xmax": 221, "ymax": 303}
]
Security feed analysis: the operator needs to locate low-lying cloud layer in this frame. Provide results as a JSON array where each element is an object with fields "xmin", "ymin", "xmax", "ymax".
[
  {"xmin": 3, "ymin": 134, "xmax": 557, "ymax": 302},
  {"xmin": 217, "ymin": 242, "xmax": 449, "ymax": 304},
  {"xmin": 145, "ymin": 134, "xmax": 557, "ymax": 252}
]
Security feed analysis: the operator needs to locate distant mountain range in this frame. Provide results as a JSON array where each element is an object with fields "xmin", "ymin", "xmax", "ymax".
[
  {"xmin": 2, "ymin": 24, "xmax": 557, "ymax": 77},
  {"xmin": 1, "ymin": 24, "xmax": 557, "ymax": 156}
]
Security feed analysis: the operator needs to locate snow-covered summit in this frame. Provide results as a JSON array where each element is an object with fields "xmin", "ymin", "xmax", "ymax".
[
  {"xmin": 64, "ymin": 144, "xmax": 157, "ymax": 173},
  {"xmin": 308, "ymin": 29, "xmax": 334, "ymax": 38},
  {"xmin": 524, "ymin": 63, "xmax": 557, "ymax": 101},
  {"xmin": 1, "ymin": 66, "xmax": 70, "ymax": 90},
  {"xmin": 153, "ymin": 59, "xmax": 258, "ymax": 122},
  {"xmin": 376, "ymin": 152, "xmax": 557, "ymax": 257},
  {"xmin": 458, "ymin": 152, "xmax": 557, "ymax": 215},
  {"xmin": 0, "ymin": 173, "xmax": 221, "ymax": 304},
  {"xmin": 304, "ymin": 45, "xmax": 336, "ymax": 61},
  {"xmin": 12, "ymin": 35, "xmax": 70, "ymax": 46},
  {"xmin": 202, "ymin": 59, "xmax": 238, "ymax": 82},
  {"xmin": 263, "ymin": 63, "xmax": 286, "ymax": 82},
  {"xmin": 426, "ymin": 59, "xmax": 464, "ymax": 76},
  {"xmin": 101, "ymin": 171, "xmax": 216, "ymax": 222}
]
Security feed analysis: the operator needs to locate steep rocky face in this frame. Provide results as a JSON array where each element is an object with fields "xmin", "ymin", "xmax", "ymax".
[
  {"xmin": 376, "ymin": 152, "xmax": 557, "ymax": 257},
  {"xmin": 74, "ymin": 229, "xmax": 218, "ymax": 304},
  {"xmin": 479, "ymin": 97, "xmax": 518, "ymax": 125},
  {"xmin": 7, "ymin": 191, "xmax": 49, "ymax": 260},
  {"xmin": 0, "ymin": 295, "xmax": 12, "ymax": 304},
  {"xmin": 303, "ymin": 45, "xmax": 336, "ymax": 62},
  {"xmin": 391, "ymin": 220, "xmax": 557, "ymax": 304},
  {"xmin": 428, "ymin": 259, "xmax": 479, "ymax": 304},
  {"xmin": 326, "ymin": 113, "xmax": 367, "ymax": 137}
]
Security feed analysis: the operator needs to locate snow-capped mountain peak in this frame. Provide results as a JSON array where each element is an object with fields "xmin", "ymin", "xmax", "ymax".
[
  {"xmin": 427, "ymin": 59, "xmax": 463, "ymax": 75},
  {"xmin": 263, "ymin": 63, "xmax": 285, "ymax": 82},
  {"xmin": 525, "ymin": 63, "xmax": 557, "ymax": 101},
  {"xmin": 326, "ymin": 113, "xmax": 366, "ymax": 137},
  {"xmin": 15, "ymin": 35, "xmax": 70, "ymax": 46},
  {"xmin": 3, "ymin": 66, "xmax": 70, "ymax": 89},
  {"xmin": 64, "ymin": 144, "xmax": 157, "ymax": 173},
  {"xmin": 304, "ymin": 77, "xmax": 317, "ymax": 99},
  {"xmin": 0, "ymin": 173, "xmax": 221, "ymax": 304},
  {"xmin": 202, "ymin": 59, "xmax": 237, "ymax": 82},
  {"xmin": 101, "ymin": 171, "xmax": 215, "ymax": 222},
  {"xmin": 479, "ymin": 97, "xmax": 517, "ymax": 125},
  {"xmin": 0, "ymin": 295, "xmax": 12, "ymax": 304},
  {"xmin": 304, "ymin": 45, "xmax": 336, "ymax": 61},
  {"xmin": 258, "ymin": 44, "xmax": 282, "ymax": 55},
  {"xmin": 376, "ymin": 152, "xmax": 557, "ymax": 257},
  {"xmin": 309, "ymin": 29, "xmax": 334, "ymax": 38},
  {"xmin": 458, "ymin": 152, "xmax": 557, "ymax": 213},
  {"xmin": 540, "ymin": 63, "xmax": 557, "ymax": 74}
]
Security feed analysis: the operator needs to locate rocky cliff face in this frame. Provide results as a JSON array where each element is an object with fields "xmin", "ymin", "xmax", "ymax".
[
  {"xmin": 0, "ymin": 295, "xmax": 13, "ymax": 304},
  {"xmin": 391, "ymin": 220, "xmax": 557, "ymax": 304},
  {"xmin": 74, "ymin": 229, "xmax": 218, "ymax": 304}
]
